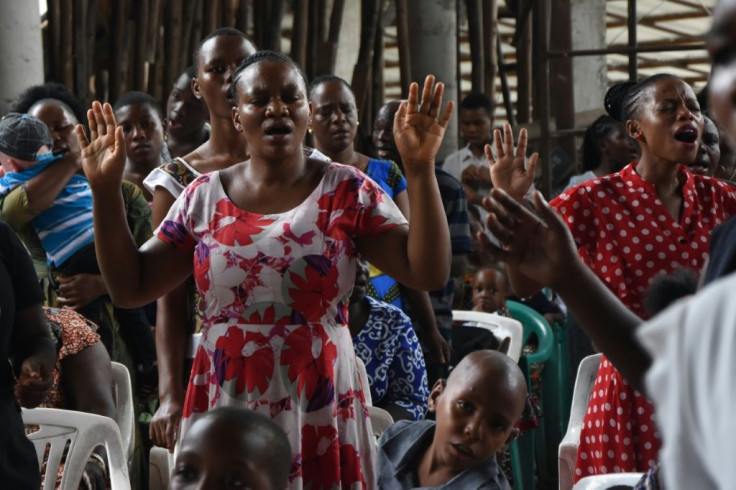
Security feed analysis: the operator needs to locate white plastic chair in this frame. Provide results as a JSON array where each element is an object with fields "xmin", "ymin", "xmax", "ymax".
[
  {"xmin": 369, "ymin": 405, "xmax": 394, "ymax": 442},
  {"xmin": 23, "ymin": 407, "xmax": 131, "ymax": 490},
  {"xmin": 573, "ymin": 472, "xmax": 644, "ymax": 489},
  {"xmin": 355, "ymin": 356, "xmax": 373, "ymax": 405},
  {"xmin": 150, "ymin": 332, "xmax": 202, "ymax": 490},
  {"xmin": 149, "ymin": 446, "xmax": 175, "ymax": 490},
  {"xmin": 110, "ymin": 362, "xmax": 135, "ymax": 465},
  {"xmin": 559, "ymin": 353, "xmax": 602, "ymax": 490},
  {"xmin": 451, "ymin": 310, "xmax": 524, "ymax": 361}
]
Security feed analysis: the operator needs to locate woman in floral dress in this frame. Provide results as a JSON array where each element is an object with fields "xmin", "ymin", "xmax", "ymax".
[{"xmin": 77, "ymin": 51, "xmax": 453, "ymax": 488}]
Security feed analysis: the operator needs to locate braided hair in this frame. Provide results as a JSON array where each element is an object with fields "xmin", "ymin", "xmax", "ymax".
[
  {"xmin": 228, "ymin": 50, "xmax": 309, "ymax": 102},
  {"xmin": 604, "ymin": 73, "xmax": 678, "ymax": 122}
]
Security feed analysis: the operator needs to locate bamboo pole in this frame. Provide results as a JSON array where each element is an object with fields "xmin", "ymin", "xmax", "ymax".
[
  {"xmin": 61, "ymin": 0, "xmax": 74, "ymax": 89},
  {"xmin": 371, "ymin": 20, "xmax": 384, "ymax": 123},
  {"xmin": 316, "ymin": 0, "xmax": 345, "ymax": 75},
  {"xmin": 180, "ymin": 0, "xmax": 198, "ymax": 74},
  {"xmin": 192, "ymin": 0, "xmax": 204, "ymax": 55},
  {"xmin": 166, "ymin": 0, "xmax": 184, "ymax": 98},
  {"xmin": 265, "ymin": 0, "xmax": 284, "ymax": 52},
  {"xmin": 291, "ymin": 0, "xmax": 309, "ymax": 67},
  {"xmin": 222, "ymin": 0, "xmax": 237, "ymax": 27},
  {"xmin": 74, "ymin": 0, "xmax": 88, "ymax": 101},
  {"xmin": 395, "ymin": 0, "xmax": 411, "ymax": 98},
  {"xmin": 85, "ymin": 0, "xmax": 97, "ymax": 104},
  {"xmin": 135, "ymin": 0, "xmax": 150, "ymax": 91},
  {"xmin": 483, "ymin": 0, "xmax": 498, "ymax": 101},
  {"xmin": 253, "ymin": 0, "xmax": 265, "ymax": 49},
  {"xmin": 516, "ymin": 6, "xmax": 532, "ymax": 124},
  {"xmin": 351, "ymin": 0, "xmax": 380, "ymax": 149},
  {"xmin": 465, "ymin": 0, "xmax": 484, "ymax": 93},
  {"xmin": 110, "ymin": 0, "xmax": 127, "ymax": 100},
  {"xmin": 306, "ymin": 0, "xmax": 320, "ymax": 78},
  {"xmin": 236, "ymin": 0, "xmax": 250, "ymax": 34},
  {"xmin": 204, "ymin": 0, "xmax": 220, "ymax": 37},
  {"xmin": 48, "ymin": 0, "xmax": 61, "ymax": 81},
  {"xmin": 151, "ymin": 21, "xmax": 166, "ymax": 102},
  {"xmin": 147, "ymin": 0, "xmax": 162, "ymax": 63}
]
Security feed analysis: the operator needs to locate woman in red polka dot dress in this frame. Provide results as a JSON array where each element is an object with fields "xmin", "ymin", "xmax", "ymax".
[{"xmin": 487, "ymin": 74, "xmax": 736, "ymax": 481}]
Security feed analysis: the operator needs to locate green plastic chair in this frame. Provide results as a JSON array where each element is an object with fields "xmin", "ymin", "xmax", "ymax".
[
  {"xmin": 507, "ymin": 300, "xmax": 572, "ymax": 488},
  {"xmin": 505, "ymin": 301, "xmax": 556, "ymax": 489}
]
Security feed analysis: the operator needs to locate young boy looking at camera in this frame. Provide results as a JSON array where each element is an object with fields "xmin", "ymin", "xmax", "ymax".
[{"xmin": 377, "ymin": 350, "xmax": 527, "ymax": 489}]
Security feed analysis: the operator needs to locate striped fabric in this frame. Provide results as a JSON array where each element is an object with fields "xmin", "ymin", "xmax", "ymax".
[{"xmin": 0, "ymin": 162, "xmax": 94, "ymax": 266}]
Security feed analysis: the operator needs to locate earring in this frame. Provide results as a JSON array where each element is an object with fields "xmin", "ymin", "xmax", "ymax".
[{"xmin": 308, "ymin": 126, "xmax": 312, "ymax": 134}]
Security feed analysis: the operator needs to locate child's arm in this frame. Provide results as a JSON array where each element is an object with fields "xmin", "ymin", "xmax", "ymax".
[{"xmin": 25, "ymin": 152, "xmax": 83, "ymax": 214}]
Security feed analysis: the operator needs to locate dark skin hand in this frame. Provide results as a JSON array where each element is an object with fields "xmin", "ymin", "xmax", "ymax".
[
  {"xmin": 55, "ymin": 273, "xmax": 107, "ymax": 310},
  {"xmin": 13, "ymin": 304, "xmax": 55, "ymax": 407},
  {"xmin": 479, "ymin": 188, "xmax": 650, "ymax": 391}
]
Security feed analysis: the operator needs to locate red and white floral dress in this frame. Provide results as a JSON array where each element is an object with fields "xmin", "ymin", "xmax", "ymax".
[
  {"xmin": 157, "ymin": 162, "xmax": 407, "ymax": 489},
  {"xmin": 552, "ymin": 163, "xmax": 736, "ymax": 481}
]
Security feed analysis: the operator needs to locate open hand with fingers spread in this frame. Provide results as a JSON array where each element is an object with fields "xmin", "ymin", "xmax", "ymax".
[
  {"xmin": 487, "ymin": 122, "xmax": 538, "ymax": 202},
  {"xmin": 479, "ymin": 188, "xmax": 579, "ymax": 289},
  {"xmin": 393, "ymin": 75, "xmax": 455, "ymax": 172},
  {"xmin": 75, "ymin": 101, "xmax": 127, "ymax": 192}
]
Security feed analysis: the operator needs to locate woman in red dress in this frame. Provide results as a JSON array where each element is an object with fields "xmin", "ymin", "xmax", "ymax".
[{"xmin": 488, "ymin": 73, "xmax": 736, "ymax": 480}]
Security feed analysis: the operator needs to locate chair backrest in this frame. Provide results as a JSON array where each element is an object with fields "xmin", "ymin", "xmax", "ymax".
[
  {"xmin": 369, "ymin": 406, "xmax": 394, "ymax": 442},
  {"xmin": 451, "ymin": 310, "xmax": 524, "ymax": 361},
  {"xmin": 506, "ymin": 300, "xmax": 555, "ymax": 364},
  {"xmin": 149, "ymin": 446, "xmax": 175, "ymax": 490},
  {"xmin": 23, "ymin": 407, "xmax": 131, "ymax": 490},
  {"xmin": 110, "ymin": 361, "xmax": 135, "ymax": 464},
  {"xmin": 355, "ymin": 356, "xmax": 372, "ymax": 405},
  {"xmin": 558, "ymin": 353, "xmax": 602, "ymax": 490},
  {"xmin": 573, "ymin": 472, "xmax": 644, "ymax": 489},
  {"xmin": 187, "ymin": 332, "xmax": 202, "ymax": 358}
]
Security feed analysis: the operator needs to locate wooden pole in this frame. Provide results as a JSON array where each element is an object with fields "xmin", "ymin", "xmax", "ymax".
[
  {"xmin": 516, "ymin": 5, "xmax": 532, "ymax": 124},
  {"xmin": 235, "ymin": 0, "xmax": 250, "ymax": 34},
  {"xmin": 85, "ymin": 0, "xmax": 97, "ymax": 103},
  {"xmin": 550, "ymin": 0, "xmax": 576, "ymax": 162},
  {"xmin": 465, "ymin": 0, "xmax": 484, "ymax": 93},
  {"xmin": 395, "ymin": 0, "xmax": 411, "ymax": 98},
  {"xmin": 316, "ymin": 0, "xmax": 345, "ymax": 75},
  {"xmin": 265, "ymin": 0, "xmax": 284, "ymax": 51},
  {"xmin": 483, "ymin": 0, "xmax": 498, "ymax": 100},
  {"xmin": 110, "ymin": 0, "xmax": 127, "ymax": 100},
  {"xmin": 61, "ymin": 0, "xmax": 74, "ymax": 89},
  {"xmin": 73, "ymin": 0, "xmax": 88, "ymax": 100},
  {"xmin": 134, "ymin": 0, "xmax": 150, "ymax": 91},
  {"xmin": 497, "ymin": 32, "xmax": 516, "ymax": 126},
  {"xmin": 291, "ymin": 0, "xmax": 309, "ymax": 67},
  {"xmin": 180, "ymin": 0, "xmax": 198, "ymax": 74},
  {"xmin": 351, "ymin": 0, "xmax": 380, "ymax": 150},
  {"xmin": 165, "ymin": 0, "xmax": 184, "ymax": 98},
  {"xmin": 306, "ymin": 0, "xmax": 320, "ymax": 78},
  {"xmin": 204, "ymin": 0, "xmax": 220, "ymax": 37},
  {"xmin": 48, "ymin": 0, "xmax": 61, "ymax": 81}
]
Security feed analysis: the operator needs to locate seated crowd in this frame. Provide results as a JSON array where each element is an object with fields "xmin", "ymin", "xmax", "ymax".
[{"xmin": 6, "ymin": 2, "xmax": 736, "ymax": 488}]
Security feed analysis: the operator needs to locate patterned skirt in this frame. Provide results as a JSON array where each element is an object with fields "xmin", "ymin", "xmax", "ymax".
[{"xmin": 181, "ymin": 321, "xmax": 376, "ymax": 489}]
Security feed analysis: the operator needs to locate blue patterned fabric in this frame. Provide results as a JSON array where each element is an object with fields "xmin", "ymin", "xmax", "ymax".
[
  {"xmin": 364, "ymin": 159, "xmax": 408, "ymax": 309},
  {"xmin": 352, "ymin": 296, "xmax": 428, "ymax": 420}
]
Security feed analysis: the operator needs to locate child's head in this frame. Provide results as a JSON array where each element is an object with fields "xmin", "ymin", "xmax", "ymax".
[
  {"xmin": 171, "ymin": 407, "xmax": 291, "ymax": 490},
  {"xmin": 472, "ymin": 265, "xmax": 509, "ymax": 313},
  {"xmin": 112, "ymin": 91, "xmax": 165, "ymax": 169},
  {"xmin": 0, "ymin": 113, "xmax": 59, "ymax": 172},
  {"xmin": 458, "ymin": 92, "xmax": 493, "ymax": 149},
  {"xmin": 426, "ymin": 350, "xmax": 527, "ymax": 478}
]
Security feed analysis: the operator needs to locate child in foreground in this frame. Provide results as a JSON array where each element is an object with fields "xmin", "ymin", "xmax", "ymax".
[
  {"xmin": 171, "ymin": 406, "xmax": 291, "ymax": 490},
  {"xmin": 377, "ymin": 350, "xmax": 527, "ymax": 489}
]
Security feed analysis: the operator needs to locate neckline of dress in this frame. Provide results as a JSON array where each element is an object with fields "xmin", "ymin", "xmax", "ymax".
[{"xmin": 213, "ymin": 162, "xmax": 333, "ymax": 217}]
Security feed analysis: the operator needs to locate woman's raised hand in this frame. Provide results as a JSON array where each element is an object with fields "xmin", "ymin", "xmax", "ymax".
[
  {"xmin": 75, "ymin": 101, "xmax": 126, "ymax": 192},
  {"xmin": 479, "ymin": 188, "xmax": 578, "ymax": 289},
  {"xmin": 393, "ymin": 75, "xmax": 454, "ymax": 171},
  {"xmin": 487, "ymin": 122, "xmax": 538, "ymax": 202}
]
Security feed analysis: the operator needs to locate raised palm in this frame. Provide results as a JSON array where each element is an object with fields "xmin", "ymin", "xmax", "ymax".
[
  {"xmin": 393, "ymin": 75, "xmax": 455, "ymax": 169},
  {"xmin": 75, "ymin": 101, "xmax": 126, "ymax": 191},
  {"xmin": 487, "ymin": 123, "xmax": 538, "ymax": 202}
]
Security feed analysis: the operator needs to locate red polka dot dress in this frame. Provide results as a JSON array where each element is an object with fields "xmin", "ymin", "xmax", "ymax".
[{"xmin": 551, "ymin": 163, "xmax": 736, "ymax": 481}]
